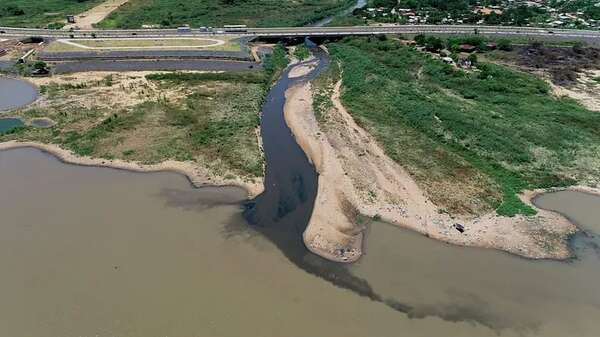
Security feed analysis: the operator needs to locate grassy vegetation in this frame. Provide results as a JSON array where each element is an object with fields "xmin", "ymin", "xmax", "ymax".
[
  {"xmin": 144, "ymin": 71, "xmax": 267, "ymax": 176},
  {"xmin": 96, "ymin": 0, "xmax": 355, "ymax": 28},
  {"xmin": 0, "ymin": 0, "xmax": 104, "ymax": 28},
  {"xmin": 293, "ymin": 45, "xmax": 311, "ymax": 61},
  {"xmin": 263, "ymin": 44, "xmax": 290, "ymax": 81},
  {"xmin": 312, "ymin": 62, "xmax": 340, "ymax": 122},
  {"xmin": 322, "ymin": 37, "xmax": 600, "ymax": 216},
  {"xmin": 1, "ymin": 71, "xmax": 271, "ymax": 179}
]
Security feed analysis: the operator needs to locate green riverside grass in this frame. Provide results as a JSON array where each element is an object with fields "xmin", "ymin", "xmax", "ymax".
[{"xmin": 325, "ymin": 37, "xmax": 600, "ymax": 217}]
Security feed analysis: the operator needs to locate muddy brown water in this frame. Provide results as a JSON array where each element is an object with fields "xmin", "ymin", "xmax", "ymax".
[{"xmin": 2, "ymin": 148, "xmax": 600, "ymax": 337}]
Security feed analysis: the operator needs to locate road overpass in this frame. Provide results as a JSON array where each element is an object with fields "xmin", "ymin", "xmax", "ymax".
[{"xmin": 1, "ymin": 25, "xmax": 600, "ymax": 44}]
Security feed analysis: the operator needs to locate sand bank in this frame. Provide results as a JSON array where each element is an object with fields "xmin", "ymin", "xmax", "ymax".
[
  {"xmin": 284, "ymin": 83, "xmax": 362, "ymax": 262},
  {"xmin": 0, "ymin": 141, "xmax": 264, "ymax": 198},
  {"xmin": 283, "ymin": 74, "xmax": 580, "ymax": 263},
  {"xmin": 288, "ymin": 61, "xmax": 318, "ymax": 79}
]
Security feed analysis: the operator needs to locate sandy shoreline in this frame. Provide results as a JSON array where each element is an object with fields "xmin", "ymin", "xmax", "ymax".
[
  {"xmin": 0, "ymin": 141, "xmax": 264, "ymax": 198},
  {"xmin": 284, "ymin": 83, "xmax": 363, "ymax": 263},
  {"xmin": 283, "ymin": 70, "xmax": 593, "ymax": 263}
]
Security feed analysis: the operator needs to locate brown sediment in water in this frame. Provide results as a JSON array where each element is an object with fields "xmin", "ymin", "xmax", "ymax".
[
  {"xmin": 0, "ymin": 141, "xmax": 263, "ymax": 198},
  {"xmin": 283, "ymin": 73, "xmax": 582, "ymax": 263}
]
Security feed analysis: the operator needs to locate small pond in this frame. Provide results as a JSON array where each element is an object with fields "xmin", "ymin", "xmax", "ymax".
[
  {"xmin": 0, "ymin": 77, "xmax": 38, "ymax": 112},
  {"xmin": 0, "ymin": 117, "xmax": 24, "ymax": 133}
]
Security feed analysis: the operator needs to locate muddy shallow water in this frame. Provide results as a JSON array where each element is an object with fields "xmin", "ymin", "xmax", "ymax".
[
  {"xmin": 1, "ymin": 148, "xmax": 600, "ymax": 337},
  {"xmin": 0, "ymin": 77, "xmax": 38, "ymax": 112}
]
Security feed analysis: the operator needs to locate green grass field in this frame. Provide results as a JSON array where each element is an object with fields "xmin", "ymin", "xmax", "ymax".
[
  {"xmin": 96, "ymin": 0, "xmax": 355, "ymax": 28},
  {"xmin": 0, "ymin": 0, "xmax": 104, "ymax": 28},
  {"xmin": 44, "ymin": 37, "xmax": 241, "ymax": 52},
  {"xmin": 321, "ymin": 37, "xmax": 600, "ymax": 216}
]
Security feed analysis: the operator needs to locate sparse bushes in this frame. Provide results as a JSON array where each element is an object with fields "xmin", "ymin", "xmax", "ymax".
[
  {"xmin": 146, "ymin": 69, "xmax": 270, "ymax": 177},
  {"xmin": 497, "ymin": 39, "xmax": 512, "ymax": 51},
  {"xmin": 294, "ymin": 45, "xmax": 311, "ymax": 61},
  {"xmin": 467, "ymin": 53, "xmax": 478, "ymax": 65},
  {"xmin": 33, "ymin": 61, "xmax": 47, "ymax": 71},
  {"xmin": 263, "ymin": 44, "xmax": 290, "ymax": 81}
]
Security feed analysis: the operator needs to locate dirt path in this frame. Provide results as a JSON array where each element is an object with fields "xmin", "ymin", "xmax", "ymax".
[
  {"xmin": 63, "ymin": 0, "xmax": 130, "ymax": 30},
  {"xmin": 283, "ymin": 71, "xmax": 581, "ymax": 262}
]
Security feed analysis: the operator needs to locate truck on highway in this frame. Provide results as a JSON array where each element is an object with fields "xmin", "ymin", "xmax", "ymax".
[{"xmin": 223, "ymin": 25, "xmax": 248, "ymax": 33}]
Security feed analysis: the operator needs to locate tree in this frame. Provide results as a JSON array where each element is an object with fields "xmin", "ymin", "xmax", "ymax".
[
  {"xmin": 497, "ymin": 39, "xmax": 512, "ymax": 51},
  {"xmin": 33, "ymin": 61, "xmax": 48, "ymax": 70},
  {"xmin": 468, "ymin": 53, "xmax": 478, "ymax": 65},
  {"xmin": 414, "ymin": 34, "xmax": 426, "ymax": 46},
  {"xmin": 425, "ymin": 36, "xmax": 444, "ymax": 52}
]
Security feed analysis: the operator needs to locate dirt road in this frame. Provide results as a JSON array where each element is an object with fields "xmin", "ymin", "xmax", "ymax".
[{"xmin": 63, "ymin": 0, "xmax": 130, "ymax": 30}]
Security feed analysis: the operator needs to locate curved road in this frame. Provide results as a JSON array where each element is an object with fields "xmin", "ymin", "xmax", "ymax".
[{"xmin": 1, "ymin": 25, "xmax": 600, "ymax": 43}]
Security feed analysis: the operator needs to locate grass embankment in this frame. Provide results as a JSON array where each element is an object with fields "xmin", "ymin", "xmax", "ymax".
[
  {"xmin": 0, "ymin": 0, "xmax": 104, "ymax": 28},
  {"xmin": 97, "ymin": 0, "xmax": 355, "ymax": 28},
  {"xmin": 320, "ymin": 37, "xmax": 600, "ymax": 216}
]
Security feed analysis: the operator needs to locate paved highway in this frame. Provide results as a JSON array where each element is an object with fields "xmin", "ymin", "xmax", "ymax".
[{"xmin": 1, "ymin": 25, "xmax": 600, "ymax": 43}]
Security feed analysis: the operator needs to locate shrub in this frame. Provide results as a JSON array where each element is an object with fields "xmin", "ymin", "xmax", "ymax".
[{"xmin": 497, "ymin": 39, "xmax": 512, "ymax": 51}]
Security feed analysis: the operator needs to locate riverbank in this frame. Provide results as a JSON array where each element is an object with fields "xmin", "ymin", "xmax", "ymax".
[
  {"xmin": 284, "ymin": 68, "xmax": 589, "ymax": 262},
  {"xmin": 0, "ymin": 141, "xmax": 263, "ymax": 197},
  {"xmin": 0, "ymin": 70, "xmax": 268, "ymax": 197}
]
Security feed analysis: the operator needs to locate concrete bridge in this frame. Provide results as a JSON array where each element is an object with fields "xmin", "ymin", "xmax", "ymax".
[{"xmin": 2, "ymin": 25, "xmax": 600, "ymax": 44}]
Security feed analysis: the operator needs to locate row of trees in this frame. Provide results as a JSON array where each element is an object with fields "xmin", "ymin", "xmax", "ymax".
[{"xmin": 414, "ymin": 34, "xmax": 513, "ymax": 53}]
